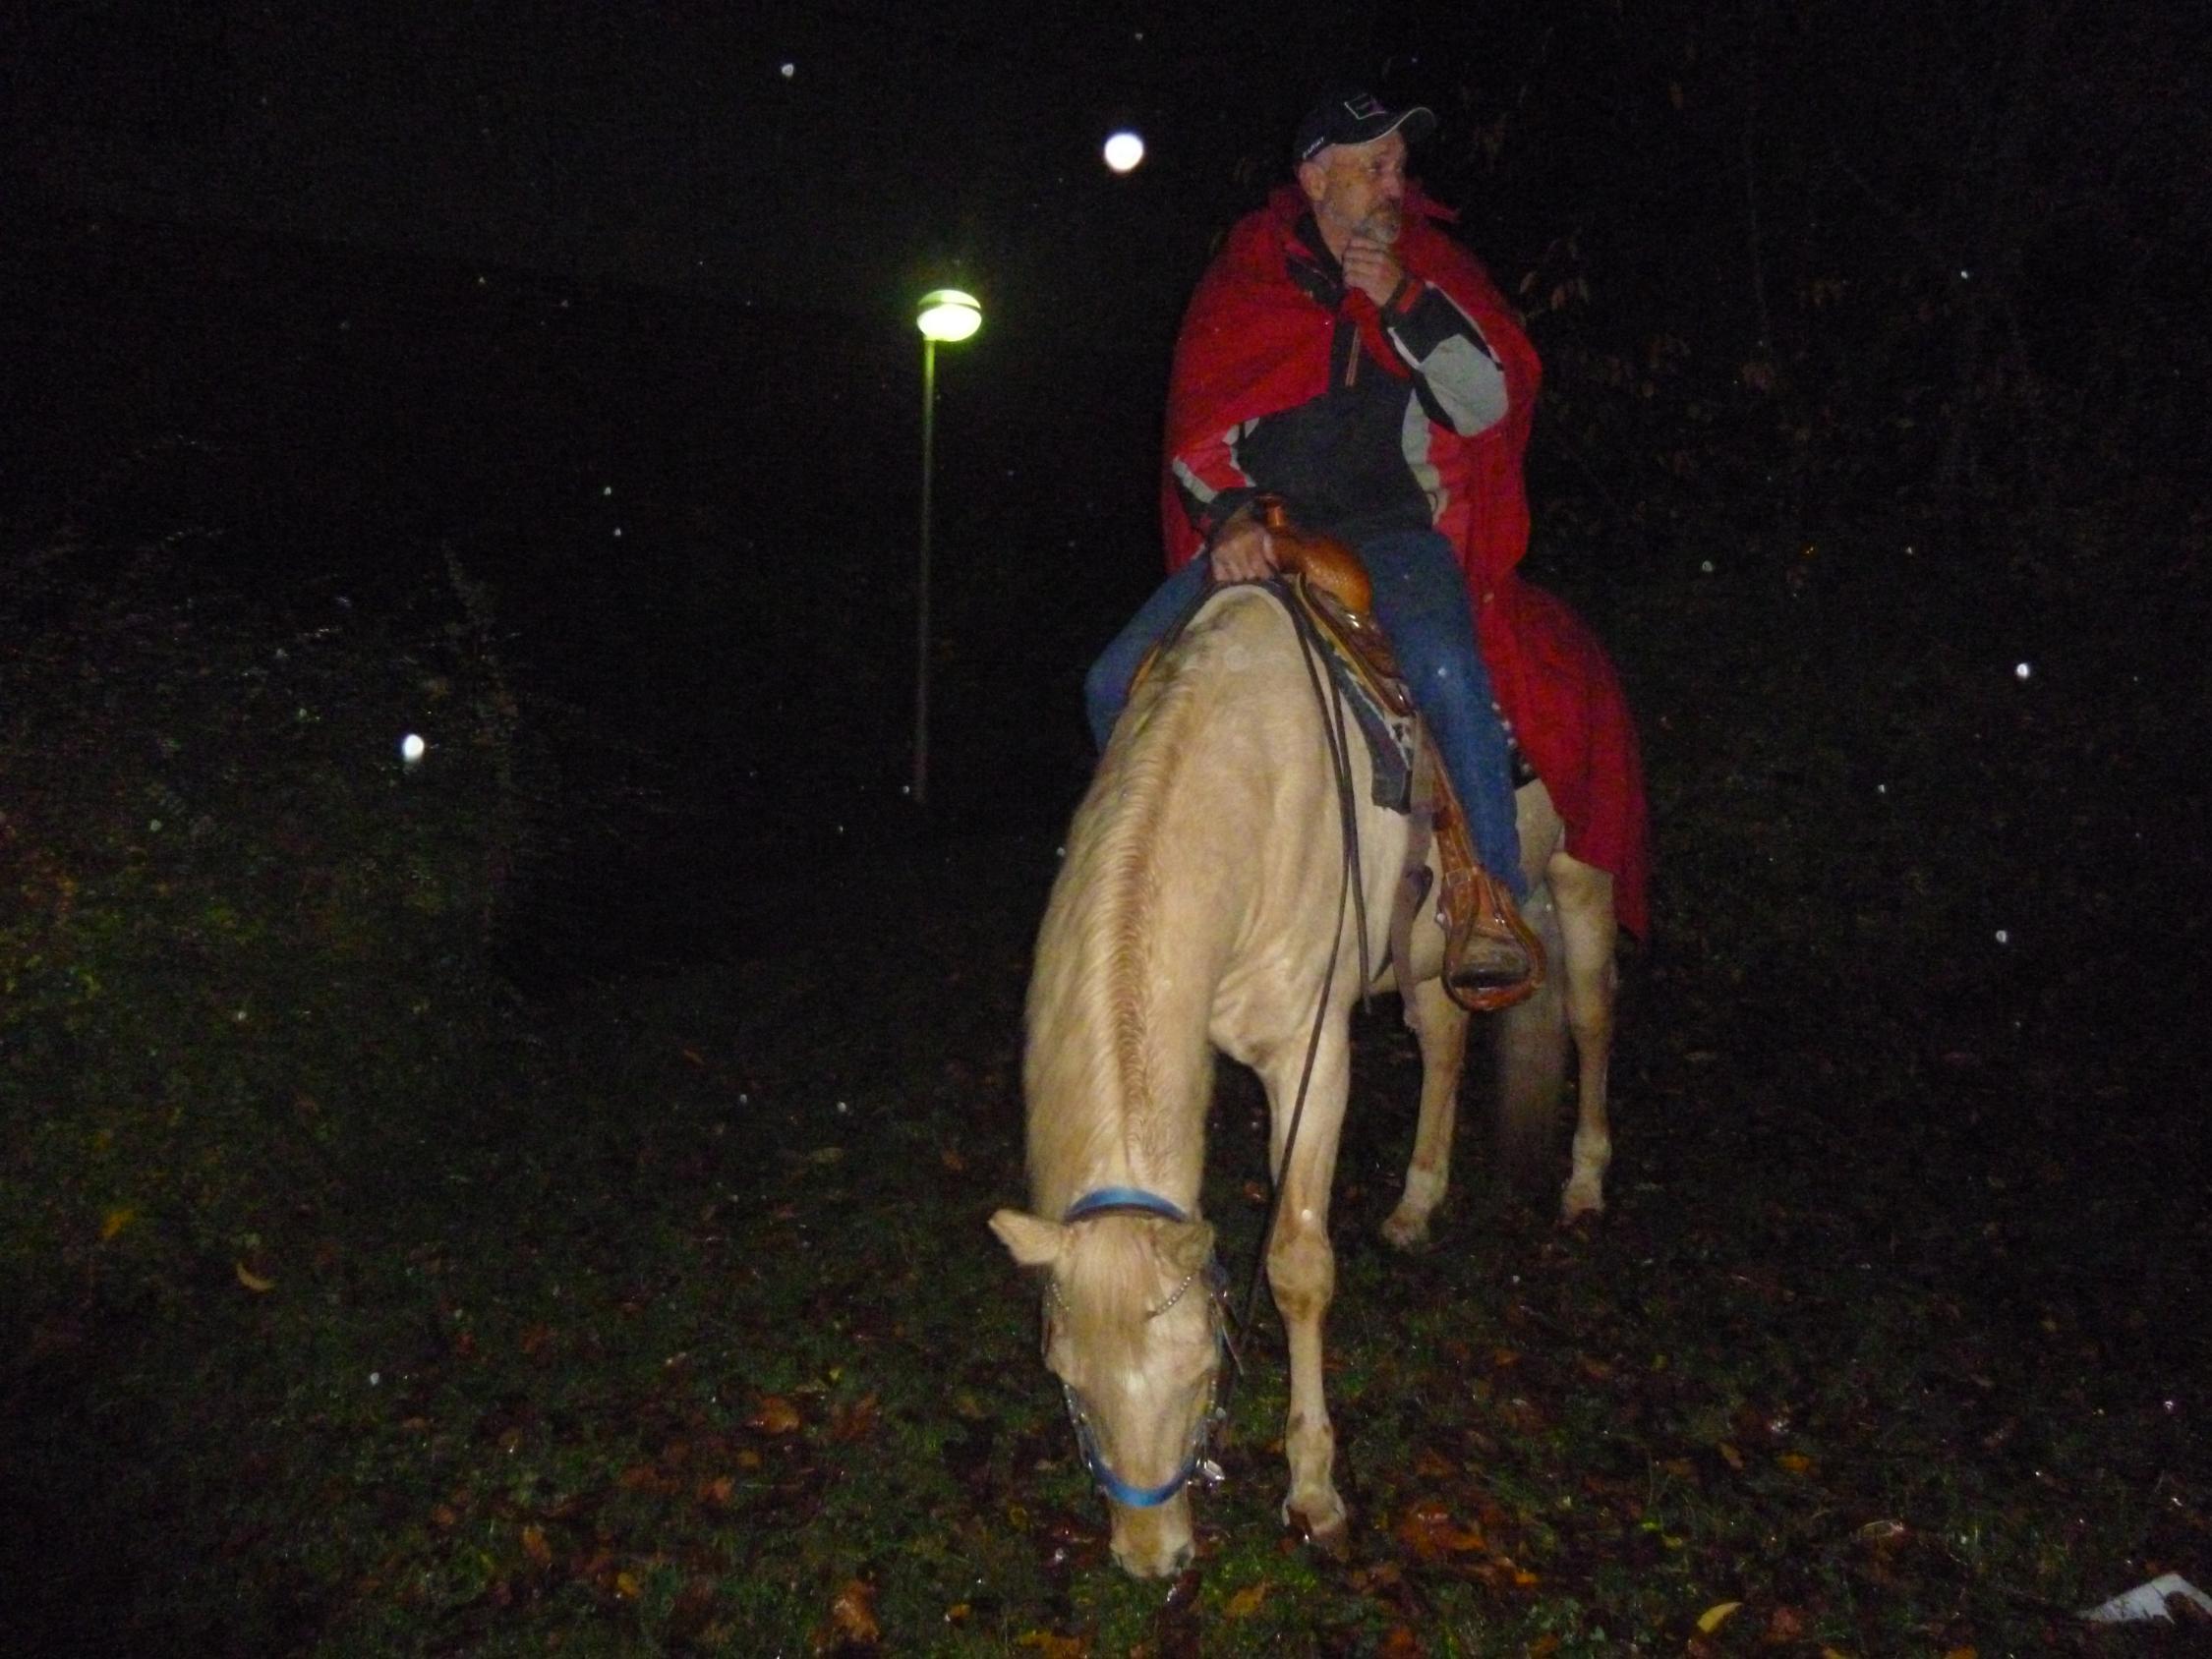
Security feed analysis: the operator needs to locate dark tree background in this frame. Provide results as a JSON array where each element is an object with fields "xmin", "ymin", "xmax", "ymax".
[{"xmin": 8, "ymin": 0, "xmax": 2200, "ymax": 610}]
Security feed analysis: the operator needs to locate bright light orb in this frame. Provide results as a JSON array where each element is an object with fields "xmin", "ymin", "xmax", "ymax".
[
  {"xmin": 916, "ymin": 289, "xmax": 982, "ymax": 343},
  {"xmin": 400, "ymin": 733, "xmax": 427, "ymax": 764},
  {"xmin": 1103, "ymin": 130, "xmax": 1146, "ymax": 173}
]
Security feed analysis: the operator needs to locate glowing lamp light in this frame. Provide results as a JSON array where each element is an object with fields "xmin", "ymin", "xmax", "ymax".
[
  {"xmin": 400, "ymin": 733, "xmax": 426, "ymax": 764},
  {"xmin": 1103, "ymin": 130, "xmax": 1145, "ymax": 173},
  {"xmin": 909, "ymin": 286, "xmax": 984, "ymax": 806},
  {"xmin": 916, "ymin": 289, "xmax": 982, "ymax": 343}
]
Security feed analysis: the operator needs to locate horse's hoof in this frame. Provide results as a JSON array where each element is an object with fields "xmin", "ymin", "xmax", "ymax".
[
  {"xmin": 1559, "ymin": 1180, "xmax": 1604, "ymax": 1224},
  {"xmin": 1380, "ymin": 1208, "xmax": 1432, "ymax": 1252},
  {"xmin": 1283, "ymin": 1493, "xmax": 1350, "ymax": 1558}
]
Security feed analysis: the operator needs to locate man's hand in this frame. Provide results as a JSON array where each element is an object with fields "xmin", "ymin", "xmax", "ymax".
[
  {"xmin": 1208, "ymin": 509, "xmax": 1277, "ymax": 584},
  {"xmin": 1341, "ymin": 232, "xmax": 1406, "ymax": 309}
]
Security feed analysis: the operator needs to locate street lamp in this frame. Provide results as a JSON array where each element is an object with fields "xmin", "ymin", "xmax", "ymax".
[{"xmin": 912, "ymin": 288, "xmax": 981, "ymax": 807}]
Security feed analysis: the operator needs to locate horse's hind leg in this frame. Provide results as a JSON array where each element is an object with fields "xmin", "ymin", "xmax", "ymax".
[
  {"xmin": 1381, "ymin": 975, "xmax": 1470, "ymax": 1251},
  {"xmin": 1494, "ymin": 877, "xmax": 1572, "ymax": 1197},
  {"xmin": 1546, "ymin": 855, "xmax": 1618, "ymax": 1221}
]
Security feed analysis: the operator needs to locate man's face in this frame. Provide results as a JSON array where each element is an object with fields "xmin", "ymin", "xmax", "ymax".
[{"xmin": 1299, "ymin": 130, "xmax": 1410, "ymax": 249}]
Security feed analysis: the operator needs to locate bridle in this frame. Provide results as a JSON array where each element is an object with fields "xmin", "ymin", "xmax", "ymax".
[{"xmin": 1045, "ymin": 1187, "xmax": 1240, "ymax": 1509}]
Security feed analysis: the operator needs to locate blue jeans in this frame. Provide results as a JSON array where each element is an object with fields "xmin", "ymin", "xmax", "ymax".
[{"xmin": 1083, "ymin": 528, "xmax": 1526, "ymax": 896}]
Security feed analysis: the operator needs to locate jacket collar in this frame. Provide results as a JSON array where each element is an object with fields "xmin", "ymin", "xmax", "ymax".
[{"xmin": 1284, "ymin": 209, "xmax": 1345, "ymax": 307}]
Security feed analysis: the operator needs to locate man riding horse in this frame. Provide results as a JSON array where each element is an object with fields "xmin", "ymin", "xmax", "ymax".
[
  {"xmin": 1086, "ymin": 86, "xmax": 1625, "ymax": 1001},
  {"xmin": 997, "ymin": 88, "xmax": 1650, "ymax": 1576}
]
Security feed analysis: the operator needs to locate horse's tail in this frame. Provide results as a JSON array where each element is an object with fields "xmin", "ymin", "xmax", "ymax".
[{"xmin": 1491, "ymin": 893, "xmax": 1568, "ymax": 1189}]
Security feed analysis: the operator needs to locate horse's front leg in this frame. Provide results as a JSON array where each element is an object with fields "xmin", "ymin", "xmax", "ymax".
[
  {"xmin": 1382, "ymin": 974, "xmax": 1471, "ymax": 1250},
  {"xmin": 1258, "ymin": 1031, "xmax": 1353, "ymax": 1549}
]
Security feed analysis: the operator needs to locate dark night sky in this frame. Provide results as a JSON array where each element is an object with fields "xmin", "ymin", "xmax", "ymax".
[
  {"xmin": 12, "ymin": 1, "xmax": 2206, "ymax": 332},
  {"xmin": 4, "ymin": 0, "xmax": 1508, "ymax": 346},
  {"xmin": 10, "ymin": 0, "xmax": 2203, "ymax": 531}
]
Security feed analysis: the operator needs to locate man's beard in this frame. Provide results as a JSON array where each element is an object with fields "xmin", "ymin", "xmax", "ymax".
[{"xmin": 1360, "ymin": 204, "xmax": 1404, "ymax": 246}]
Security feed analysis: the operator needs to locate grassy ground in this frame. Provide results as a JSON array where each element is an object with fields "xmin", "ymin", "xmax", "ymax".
[{"xmin": 6, "ymin": 475, "xmax": 2208, "ymax": 1657}]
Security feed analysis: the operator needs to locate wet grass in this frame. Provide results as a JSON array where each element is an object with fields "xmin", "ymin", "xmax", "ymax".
[{"xmin": 6, "ymin": 386, "xmax": 2210, "ymax": 1651}]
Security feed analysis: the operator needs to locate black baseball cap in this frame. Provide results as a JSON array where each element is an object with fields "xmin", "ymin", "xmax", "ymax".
[{"xmin": 1293, "ymin": 86, "xmax": 1436, "ymax": 163}]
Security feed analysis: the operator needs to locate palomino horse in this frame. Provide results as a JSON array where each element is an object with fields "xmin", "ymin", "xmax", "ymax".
[{"xmin": 990, "ymin": 579, "xmax": 1618, "ymax": 1577}]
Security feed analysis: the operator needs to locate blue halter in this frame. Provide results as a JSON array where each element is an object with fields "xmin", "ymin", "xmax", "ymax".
[
  {"xmin": 1051, "ymin": 1186, "xmax": 1230, "ymax": 1510},
  {"xmin": 1063, "ymin": 1187, "xmax": 1190, "ymax": 1225}
]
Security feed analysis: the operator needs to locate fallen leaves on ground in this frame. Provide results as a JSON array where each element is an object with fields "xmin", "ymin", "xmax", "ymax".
[
  {"xmin": 828, "ymin": 1391, "xmax": 880, "ymax": 1443},
  {"xmin": 750, "ymin": 1395, "xmax": 802, "ymax": 1434},
  {"xmin": 1015, "ymin": 1630, "xmax": 1086, "ymax": 1658},
  {"xmin": 1394, "ymin": 1498, "xmax": 1488, "ymax": 1561},
  {"xmin": 1223, "ymin": 1578, "xmax": 1268, "ymax": 1618},
  {"xmin": 1696, "ymin": 1598, "xmax": 1742, "ymax": 1632},
  {"xmin": 826, "ymin": 1577, "xmax": 879, "ymax": 1645}
]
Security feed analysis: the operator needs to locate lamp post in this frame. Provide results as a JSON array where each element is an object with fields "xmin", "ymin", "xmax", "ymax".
[{"xmin": 911, "ymin": 288, "xmax": 981, "ymax": 807}]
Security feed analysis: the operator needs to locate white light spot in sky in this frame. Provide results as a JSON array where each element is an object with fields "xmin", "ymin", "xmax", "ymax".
[
  {"xmin": 602, "ymin": 485, "xmax": 612, "ymax": 495},
  {"xmin": 1700, "ymin": 559, "xmax": 1715, "ymax": 574},
  {"xmin": 2014, "ymin": 661, "xmax": 2032, "ymax": 680},
  {"xmin": 780, "ymin": 62, "xmax": 795, "ymax": 79},
  {"xmin": 1104, "ymin": 131, "xmax": 1145, "ymax": 173},
  {"xmin": 1995, "ymin": 930, "xmax": 2009, "ymax": 944},
  {"xmin": 401, "ymin": 733, "xmax": 426, "ymax": 764},
  {"xmin": 612, "ymin": 526, "xmax": 622, "ymax": 538}
]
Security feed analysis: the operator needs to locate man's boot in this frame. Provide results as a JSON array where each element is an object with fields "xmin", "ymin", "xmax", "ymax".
[{"xmin": 1434, "ymin": 799, "xmax": 1543, "ymax": 1013}]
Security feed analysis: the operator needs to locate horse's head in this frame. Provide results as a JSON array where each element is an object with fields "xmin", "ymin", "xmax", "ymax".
[{"xmin": 991, "ymin": 1196, "xmax": 1230, "ymax": 1577}]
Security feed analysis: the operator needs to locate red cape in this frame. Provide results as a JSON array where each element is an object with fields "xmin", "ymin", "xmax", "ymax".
[{"xmin": 1161, "ymin": 187, "xmax": 1649, "ymax": 936}]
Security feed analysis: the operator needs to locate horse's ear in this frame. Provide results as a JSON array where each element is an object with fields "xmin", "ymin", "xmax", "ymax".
[
  {"xmin": 1164, "ymin": 1220, "xmax": 1215, "ymax": 1278},
  {"xmin": 990, "ymin": 1208, "xmax": 1067, "ymax": 1269}
]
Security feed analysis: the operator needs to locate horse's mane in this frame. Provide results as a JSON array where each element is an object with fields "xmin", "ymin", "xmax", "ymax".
[{"xmin": 1024, "ymin": 592, "xmax": 1280, "ymax": 1214}]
